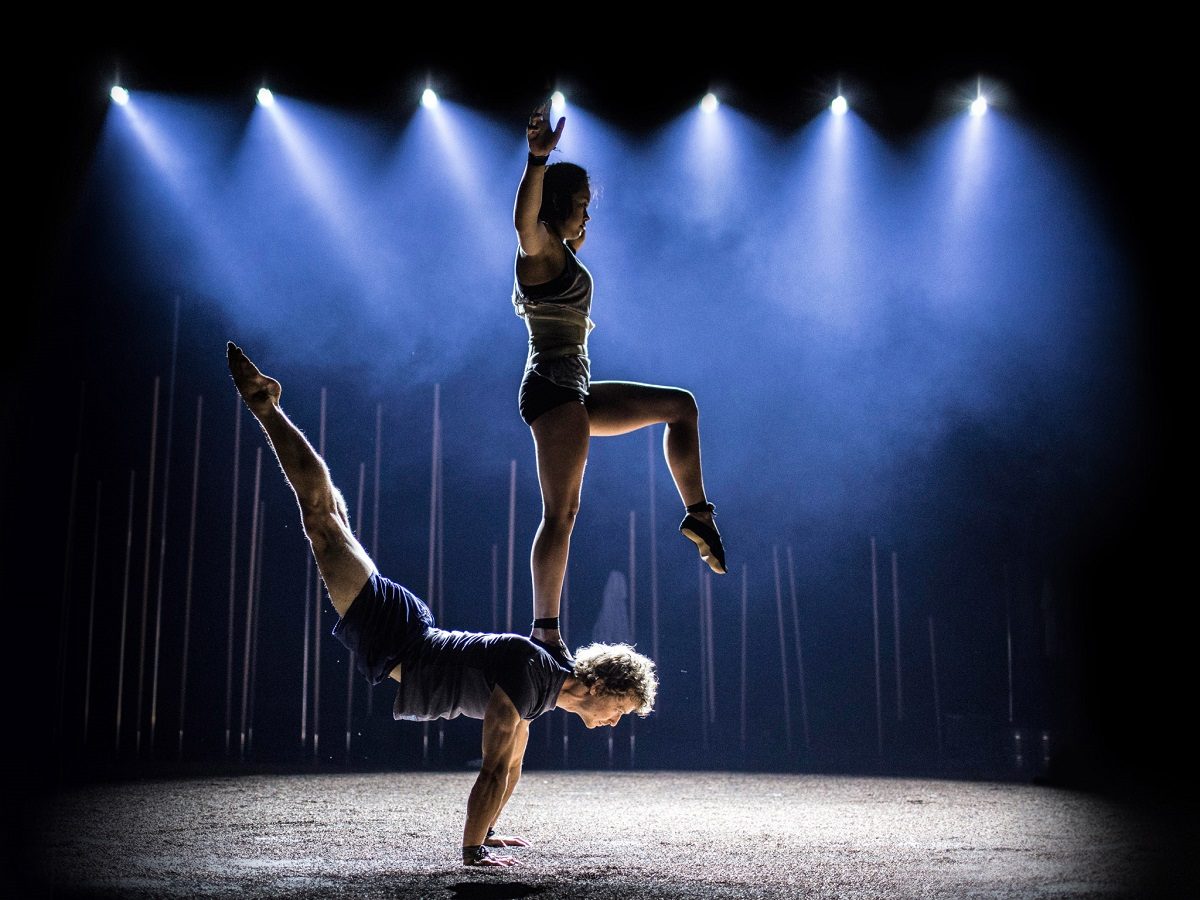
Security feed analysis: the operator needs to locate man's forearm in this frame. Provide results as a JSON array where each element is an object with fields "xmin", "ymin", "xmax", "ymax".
[
  {"xmin": 463, "ymin": 768, "xmax": 508, "ymax": 847},
  {"xmin": 490, "ymin": 762, "xmax": 522, "ymax": 830}
]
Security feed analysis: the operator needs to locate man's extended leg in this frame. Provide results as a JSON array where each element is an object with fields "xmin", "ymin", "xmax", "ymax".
[{"xmin": 227, "ymin": 342, "xmax": 373, "ymax": 616}]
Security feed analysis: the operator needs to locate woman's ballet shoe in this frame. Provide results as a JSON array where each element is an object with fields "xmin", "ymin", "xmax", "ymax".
[
  {"xmin": 680, "ymin": 501, "xmax": 727, "ymax": 575},
  {"xmin": 530, "ymin": 634, "xmax": 575, "ymax": 668}
]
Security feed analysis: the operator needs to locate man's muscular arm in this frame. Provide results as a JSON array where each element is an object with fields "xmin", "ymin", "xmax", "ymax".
[
  {"xmin": 462, "ymin": 687, "xmax": 524, "ymax": 865},
  {"xmin": 486, "ymin": 721, "xmax": 531, "ymax": 847}
]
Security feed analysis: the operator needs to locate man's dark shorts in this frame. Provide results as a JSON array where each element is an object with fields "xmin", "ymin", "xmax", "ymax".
[{"xmin": 332, "ymin": 572, "xmax": 434, "ymax": 684}]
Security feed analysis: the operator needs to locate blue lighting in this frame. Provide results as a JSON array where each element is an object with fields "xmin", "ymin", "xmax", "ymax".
[
  {"xmin": 111, "ymin": 85, "xmax": 129, "ymax": 106},
  {"xmin": 970, "ymin": 95, "xmax": 988, "ymax": 117},
  {"xmin": 700, "ymin": 93, "xmax": 719, "ymax": 114},
  {"xmin": 831, "ymin": 95, "xmax": 848, "ymax": 116},
  {"xmin": 421, "ymin": 88, "xmax": 439, "ymax": 109},
  {"xmin": 257, "ymin": 88, "xmax": 275, "ymax": 108}
]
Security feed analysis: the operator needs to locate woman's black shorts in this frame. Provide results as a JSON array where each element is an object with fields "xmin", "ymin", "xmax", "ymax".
[{"xmin": 518, "ymin": 369, "xmax": 587, "ymax": 426}]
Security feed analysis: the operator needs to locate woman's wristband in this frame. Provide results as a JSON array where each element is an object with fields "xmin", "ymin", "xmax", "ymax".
[
  {"xmin": 527, "ymin": 152, "xmax": 548, "ymax": 167},
  {"xmin": 463, "ymin": 844, "xmax": 490, "ymax": 865}
]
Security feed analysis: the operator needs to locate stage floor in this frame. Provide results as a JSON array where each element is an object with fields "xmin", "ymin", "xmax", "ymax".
[{"xmin": 32, "ymin": 771, "xmax": 1170, "ymax": 898}]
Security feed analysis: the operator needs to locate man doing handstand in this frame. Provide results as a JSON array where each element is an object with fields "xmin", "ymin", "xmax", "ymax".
[{"xmin": 226, "ymin": 342, "xmax": 658, "ymax": 868}]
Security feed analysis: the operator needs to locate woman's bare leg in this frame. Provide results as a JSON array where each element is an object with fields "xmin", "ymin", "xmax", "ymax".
[
  {"xmin": 528, "ymin": 401, "xmax": 590, "ymax": 650},
  {"xmin": 586, "ymin": 381, "xmax": 714, "ymax": 523}
]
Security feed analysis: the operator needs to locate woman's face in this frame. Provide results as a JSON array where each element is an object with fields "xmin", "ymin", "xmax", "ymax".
[{"xmin": 558, "ymin": 187, "xmax": 591, "ymax": 240}]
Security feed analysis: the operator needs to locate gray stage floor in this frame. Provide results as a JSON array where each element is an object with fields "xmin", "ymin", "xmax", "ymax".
[{"xmin": 32, "ymin": 771, "xmax": 1174, "ymax": 898}]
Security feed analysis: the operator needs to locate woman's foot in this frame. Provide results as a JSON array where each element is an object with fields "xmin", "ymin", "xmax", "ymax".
[
  {"xmin": 680, "ymin": 501, "xmax": 727, "ymax": 574},
  {"xmin": 530, "ymin": 626, "xmax": 575, "ymax": 667}
]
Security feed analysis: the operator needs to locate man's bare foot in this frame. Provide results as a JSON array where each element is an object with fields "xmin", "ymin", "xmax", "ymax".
[{"xmin": 227, "ymin": 342, "xmax": 281, "ymax": 417}]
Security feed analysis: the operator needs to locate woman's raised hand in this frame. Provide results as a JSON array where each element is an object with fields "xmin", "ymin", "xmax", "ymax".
[{"xmin": 527, "ymin": 99, "xmax": 565, "ymax": 158}]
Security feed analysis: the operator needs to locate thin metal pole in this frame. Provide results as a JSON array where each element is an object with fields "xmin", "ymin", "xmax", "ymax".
[
  {"xmin": 648, "ymin": 427, "xmax": 659, "ymax": 663},
  {"xmin": 1005, "ymin": 566, "xmax": 1014, "ymax": 724},
  {"xmin": 562, "ymin": 566, "xmax": 570, "ymax": 768},
  {"xmin": 240, "ymin": 447, "xmax": 262, "ymax": 760},
  {"xmin": 740, "ymin": 564, "xmax": 747, "ymax": 756},
  {"xmin": 628, "ymin": 510, "xmax": 637, "ymax": 767},
  {"xmin": 929, "ymin": 615, "xmax": 943, "ymax": 758},
  {"xmin": 786, "ymin": 546, "xmax": 810, "ymax": 749},
  {"xmin": 149, "ymin": 297, "xmax": 181, "ymax": 754},
  {"xmin": 313, "ymin": 388, "xmax": 327, "ymax": 761},
  {"xmin": 225, "ymin": 394, "xmax": 241, "ymax": 756},
  {"xmin": 369, "ymin": 404, "xmax": 381, "ymax": 719},
  {"xmin": 56, "ymin": 382, "xmax": 84, "ymax": 745},
  {"xmin": 700, "ymin": 571, "xmax": 710, "ymax": 724},
  {"xmin": 136, "ymin": 376, "xmax": 161, "ymax": 756},
  {"xmin": 348, "ymin": 462, "xmax": 366, "ymax": 760},
  {"xmin": 301, "ymin": 553, "xmax": 312, "ymax": 746},
  {"xmin": 870, "ymin": 536, "xmax": 882, "ymax": 758},
  {"xmin": 506, "ymin": 459, "xmax": 516, "ymax": 633},
  {"xmin": 491, "ymin": 544, "xmax": 499, "ymax": 633},
  {"xmin": 698, "ymin": 561, "xmax": 708, "ymax": 749},
  {"xmin": 83, "ymin": 481, "xmax": 102, "ymax": 745},
  {"xmin": 427, "ymin": 385, "xmax": 440, "ymax": 621},
  {"xmin": 178, "ymin": 396, "xmax": 202, "ymax": 758},
  {"xmin": 773, "ymin": 546, "xmax": 793, "ymax": 753},
  {"xmin": 431, "ymin": 392, "xmax": 446, "ymax": 755},
  {"xmin": 115, "ymin": 471, "xmax": 135, "ymax": 754},
  {"xmin": 249, "ymin": 501, "xmax": 265, "ymax": 754},
  {"xmin": 628, "ymin": 511, "xmax": 637, "ymax": 641},
  {"xmin": 892, "ymin": 550, "xmax": 904, "ymax": 722}
]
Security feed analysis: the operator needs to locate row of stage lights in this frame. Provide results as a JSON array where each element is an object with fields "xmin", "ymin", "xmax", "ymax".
[{"xmin": 109, "ymin": 85, "xmax": 990, "ymax": 118}]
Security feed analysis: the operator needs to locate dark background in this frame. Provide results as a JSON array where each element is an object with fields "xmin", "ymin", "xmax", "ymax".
[{"xmin": 5, "ymin": 18, "xmax": 1190, "ymax": 888}]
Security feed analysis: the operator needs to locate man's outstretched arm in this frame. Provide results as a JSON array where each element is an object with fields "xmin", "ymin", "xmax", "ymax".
[
  {"xmin": 462, "ymin": 688, "xmax": 524, "ymax": 866},
  {"xmin": 487, "ymin": 721, "xmax": 531, "ymax": 847}
]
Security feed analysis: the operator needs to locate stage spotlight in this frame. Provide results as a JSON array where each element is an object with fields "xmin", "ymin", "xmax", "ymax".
[
  {"xmin": 257, "ymin": 88, "xmax": 276, "ymax": 107},
  {"xmin": 551, "ymin": 90, "xmax": 565, "ymax": 109},
  {"xmin": 831, "ymin": 95, "xmax": 848, "ymax": 116},
  {"xmin": 700, "ymin": 93, "xmax": 719, "ymax": 114},
  {"xmin": 422, "ymin": 88, "xmax": 439, "ymax": 109},
  {"xmin": 970, "ymin": 94, "xmax": 988, "ymax": 117},
  {"xmin": 110, "ymin": 85, "xmax": 129, "ymax": 106}
]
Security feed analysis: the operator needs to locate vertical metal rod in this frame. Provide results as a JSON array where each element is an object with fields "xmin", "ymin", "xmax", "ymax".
[
  {"xmin": 427, "ymin": 385, "xmax": 440, "ymax": 621},
  {"xmin": 116, "ymin": 471, "xmax": 135, "ymax": 754},
  {"xmin": 56, "ymin": 383, "xmax": 85, "ymax": 745},
  {"xmin": 740, "ymin": 564, "xmax": 747, "ymax": 756},
  {"xmin": 348, "ymin": 462, "xmax": 366, "ymax": 760},
  {"xmin": 249, "ymin": 501, "xmax": 265, "ymax": 754},
  {"xmin": 698, "ymin": 561, "xmax": 708, "ymax": 749},
  {"xmin": 136, "ymin": 376, "xmax": 161, "ymax": 756},
  {"xmin": 313, "ymin": 388, "xmax": 327, "ymax": 761},
  {"xmin": 773, "ymin": 546, "xmax": 793, "ymax": 753},
  {"xmin": 506, "ymin": 459, "xmax": 516, "ymax": 633},
  {"xmin": 434, "ymin": 393, "xmax": 448, "ymax": 753},
  {"xmin": 301, "ymin": 553, "xmax": 312, "ymax": 746},
  {"xmin": 240, "ymin": 447, "xmax": 262, "ymax": 760},
  {"xmin": 225, "ymin": 394, "xmax": 241, "ymax": 756},
  {"xmin": 562, "ymin": 566, "xmax": 570, "ymax": 768},
  {"xmin": 929, "ymin": 615, "xmax": 942, "ymax": 758},
  {"xmin": 1005, "ymin": 566, "xmax": 1014, "ymax": 724},
  {"xmin": 870, "ymin": 536, "xmax": 882, "ymax": 758},
  {"xmin": 786, "ymin": 546, "xmax": 810, "ymax": 749},
  {"xmin": 648, "ymin": 427, "xmax": 659, "ymax": 664},
  {"xmin": 628, "ymin": 511, "xmax": 637, "ymax": 641},
  {"xmin": 628, "ymin": 510, "xmax": 637, "ymax": 767},
  {"xmin": 700, "ymin": 573, "xmax": 710, "ymax": 724},
  {"xmin": 83, "ymin": 481, "xmax": 102, "ymax": 745},
  {"xmin": 891, "ymin": 551, "xmax": 904, "ymax": 722},
  {"xmin": 149, "ymin": 296, "xmax": 181, "ymax": 754},
  {"xmin": 491, "ymin": 544, "xmax": 499, "ymax": 633},
  {"xmin": 178, "ymin": 396, "xmax": 202, "ymax": 758},
  {"xmin": 369, "ymin": 404, "xmax": 382, "ymax": 719}
]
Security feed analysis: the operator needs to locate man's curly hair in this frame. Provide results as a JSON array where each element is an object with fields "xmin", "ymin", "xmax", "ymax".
[{"xmin": 571, "ymin": 643, "xmax": 658, "ymax": 715}]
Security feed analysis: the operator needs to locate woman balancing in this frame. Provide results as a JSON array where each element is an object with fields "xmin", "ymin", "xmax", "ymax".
[{"xmin": 513, "ymin": 99, "xmax": 727, "ymax": 664}]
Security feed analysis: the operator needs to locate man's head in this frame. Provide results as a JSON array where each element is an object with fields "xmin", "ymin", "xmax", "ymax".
[{"xmin": 568, "ymin": 643, "xmax": 658, "ymax": 729}]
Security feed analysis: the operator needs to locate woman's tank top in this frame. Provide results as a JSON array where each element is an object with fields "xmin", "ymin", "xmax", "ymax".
[{"xmin": 512, "ymin": 242, "xmax": 595, "ymax": 393}]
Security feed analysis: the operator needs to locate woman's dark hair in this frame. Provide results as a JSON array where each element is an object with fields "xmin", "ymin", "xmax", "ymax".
[{"xmin": 538, "ymin": 162, "xmax": 590, "ymax": 235}]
